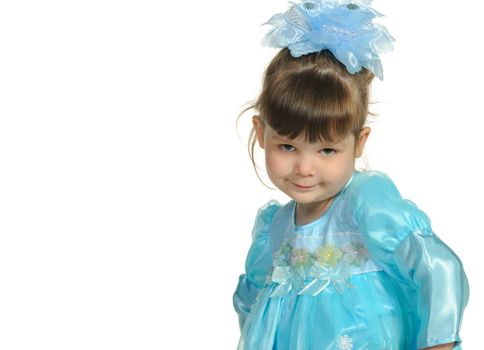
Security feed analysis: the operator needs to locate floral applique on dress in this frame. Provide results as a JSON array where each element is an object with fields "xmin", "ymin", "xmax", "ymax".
[{"xmin": 268, "ymin": 236, "xmax": 371, "ymax": 297}]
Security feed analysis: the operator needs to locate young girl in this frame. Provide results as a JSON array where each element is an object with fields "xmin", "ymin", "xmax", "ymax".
[{"xmin": 233, "ymin": 1, "xmax": 469, "ymax": 349}]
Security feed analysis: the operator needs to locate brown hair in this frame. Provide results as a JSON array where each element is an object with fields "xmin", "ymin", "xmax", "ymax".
[{"xmin": 238, "ymin": 48, "xmax": 376, "ymax": 183}]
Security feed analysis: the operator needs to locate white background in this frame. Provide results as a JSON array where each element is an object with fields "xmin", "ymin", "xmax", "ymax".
[{"xmin": 0, "ymin": 0, "xmax": 481, "ymax": 348}]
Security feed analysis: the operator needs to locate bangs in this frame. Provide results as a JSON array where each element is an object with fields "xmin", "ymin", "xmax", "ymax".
[{"xmin": 260, "ymin": 68, "xmax": 360, "ymax": 143}]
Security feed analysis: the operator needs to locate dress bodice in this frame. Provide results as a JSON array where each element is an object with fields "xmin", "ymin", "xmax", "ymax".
[{"xmin": 234, "ymin": 169, "xmax": 469, "ymax": 350}]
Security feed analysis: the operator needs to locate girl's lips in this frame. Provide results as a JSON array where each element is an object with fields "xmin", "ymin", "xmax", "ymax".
[{"xmin": 292, "ymin": 182, "xmax": 316, "ymax": 189}]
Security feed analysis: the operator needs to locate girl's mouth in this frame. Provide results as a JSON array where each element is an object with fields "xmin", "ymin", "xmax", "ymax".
[{"xmin": 292, "ymin": 182, "xmax": 316, "ymax": 189}]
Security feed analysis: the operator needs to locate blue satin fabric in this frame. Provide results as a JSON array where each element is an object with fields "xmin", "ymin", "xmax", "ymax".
[{"xmin": 233, "ymin": 170, "xmax": 469, "ymax": 350}]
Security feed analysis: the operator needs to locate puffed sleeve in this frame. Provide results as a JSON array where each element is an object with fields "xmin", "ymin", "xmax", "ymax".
[
  {"xmin": 233, "ymin": 200, "xmax": 281, "ymax": 330},
  {"xmin": 347, "ymin": 171, "xmax": 469, "ymax": 349}
]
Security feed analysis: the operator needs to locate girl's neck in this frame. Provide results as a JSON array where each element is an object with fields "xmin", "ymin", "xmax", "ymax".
[{"xmin": 295, "ymin": 197, "xmax": 334, "ymax": 226}]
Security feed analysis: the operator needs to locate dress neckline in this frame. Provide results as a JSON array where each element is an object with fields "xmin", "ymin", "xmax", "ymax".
[{"xmin": 292, "ymin": 171, "xmax": 356, "ymax": 232}]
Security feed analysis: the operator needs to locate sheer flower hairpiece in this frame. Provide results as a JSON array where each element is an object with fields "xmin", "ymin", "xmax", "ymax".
[{"xmin": 261, "ymin": 0, "xmax": 395, "ymax": 80}]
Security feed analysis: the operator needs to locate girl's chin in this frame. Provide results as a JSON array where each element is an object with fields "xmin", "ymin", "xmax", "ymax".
[
  {"xmin": 285, "ymin": 189, "xmax": 336, "ymax": 204},
  {"xmin": 285, "ymin": 192, "xmax": 319, "ymax": 203}
]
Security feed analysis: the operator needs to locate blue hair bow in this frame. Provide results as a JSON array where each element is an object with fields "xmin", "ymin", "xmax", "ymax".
[{"xmin": 261, "ymin": 0, "xmax": 395, "ymax": 80}]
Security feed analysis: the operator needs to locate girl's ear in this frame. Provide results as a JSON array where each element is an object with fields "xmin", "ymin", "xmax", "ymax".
[
  {"xmin": 355, "ymin": 127, "xmax": 371, "ymax": 158},
  {"xmin": 252, "ymin": 116, "xmax": 265, "ymax": 149}
]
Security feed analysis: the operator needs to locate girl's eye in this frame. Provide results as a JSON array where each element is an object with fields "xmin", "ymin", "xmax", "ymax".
[
  {"xmin": 280, "ymin": 144, "xmax": 296, "ymax": 152},
  {"xmin": 320, "ymin": 148, "xmax": 336, "ymax": 156}
]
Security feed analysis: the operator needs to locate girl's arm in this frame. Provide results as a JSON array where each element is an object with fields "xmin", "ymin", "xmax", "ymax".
[
  {"xmin": 233, "ymin": 201, "xmax": 280, "ymax": 329},
  {"xmin": 348, "ymin": 171, "xmax": 469, "ymax": 349}
]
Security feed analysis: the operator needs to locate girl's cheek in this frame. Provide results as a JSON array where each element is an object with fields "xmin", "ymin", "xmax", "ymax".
[{"xmin": 266, "ymin": 152, "xmax": 290, "ymax": 175}]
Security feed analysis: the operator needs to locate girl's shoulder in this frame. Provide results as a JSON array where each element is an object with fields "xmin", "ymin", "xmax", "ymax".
[
  {"xmin": 347, "ymin": 169, "xmax": 433, "ymax": 238},
  {"xmin": 352, "ymin": 169, "xmax": 395, "ymax": 185},
  {"xmin": 347, "ymin": 169, "xmax": 401, "ymax": 199},
  {"xmin": 251, "ymin": 200, "xmax": 283, "ymax": 240}
]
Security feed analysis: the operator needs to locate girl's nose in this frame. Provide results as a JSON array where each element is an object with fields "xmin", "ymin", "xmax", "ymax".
[{"xmin": 295, "ymin": 156, "xmax": 315, "ymax": 176}]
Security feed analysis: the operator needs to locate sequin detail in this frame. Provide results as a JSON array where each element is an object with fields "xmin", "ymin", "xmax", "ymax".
[
  {"xmin": 303, "ymin": 2, "xmax": 315, "ymax": 10},
  {"xmin": 285, "ymin": 6, "xmax": 303, "ymax": 26},
  {"xmin": 340, "ymin": 334, "xmax": 353, "ymax": 350},
  {"xmin": 322, "ymin": 24, "xmax": 358, "ymax": 39}
]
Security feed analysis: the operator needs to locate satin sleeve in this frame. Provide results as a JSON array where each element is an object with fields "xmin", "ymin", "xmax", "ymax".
[
  {"xmin": 233, "ymin": 200, "xmax": 281, "ymax": 330},
  {"xmin": 348, "ymin": 171, "xmax": 469, "ymax": 349}
]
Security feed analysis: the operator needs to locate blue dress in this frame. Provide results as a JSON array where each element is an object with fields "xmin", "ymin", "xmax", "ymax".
[{"xmin": 233, "ymin": 170, "xmax": 469, "ymax": 350}]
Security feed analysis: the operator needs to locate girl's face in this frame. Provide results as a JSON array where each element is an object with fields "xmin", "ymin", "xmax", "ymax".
[{"xmin": 253, "ymin": 116, "xmax": 370, "ymax": 213}]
